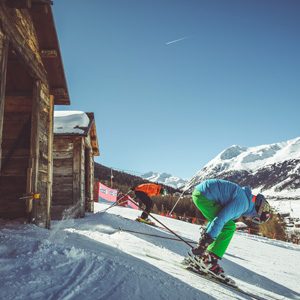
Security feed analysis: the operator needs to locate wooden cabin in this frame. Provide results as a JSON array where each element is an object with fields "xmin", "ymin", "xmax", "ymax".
[
  {"xmin": 0, "ymin": 1, "xmax": 70, "ymax": 228},
  {"xmin": 52, "ymin": 111, "xmax": 99, "ymax": 220}
]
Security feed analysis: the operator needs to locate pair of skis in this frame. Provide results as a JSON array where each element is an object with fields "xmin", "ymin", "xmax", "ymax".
[
  {"xmin": 184, "ymin": 252, "xmax": 237, "ymax": 287},
  {"xmin": 117, "ymin": 216, "xmax": 278, "ymax": 299},
  {"xmin": 183, "ymin": 253, "xmax": 278, "ymax": 300},
  {"xmin": 135, "ymin": 217, "xmax": 158, "ymax": 227}
]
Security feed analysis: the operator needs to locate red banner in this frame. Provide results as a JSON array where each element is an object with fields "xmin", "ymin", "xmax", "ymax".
[
  {"xmin": 117, "ymin": 194, "xmax": 139, "ymax": 210},
  {"xmin": 94, "ymin": 181, "xmax": 139, "ymax": 210},
  {"xmin": 96, "ymin": 182, "xmax": 118, "ymax": 203}
]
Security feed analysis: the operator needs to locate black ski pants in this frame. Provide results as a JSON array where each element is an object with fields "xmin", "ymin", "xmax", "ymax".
[{"xmin": 134, "ymin": 191, "xmax": 153, "ymax": 219}]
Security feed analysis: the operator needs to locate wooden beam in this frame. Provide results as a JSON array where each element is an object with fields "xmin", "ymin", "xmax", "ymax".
[
  {"xmin": 32, "ymin": 0, "xmax": 53, "ymax": 5},
  {"xmin": 5, "ymin": 0, "xmax": 32, "ymax": 9},
  {"xmin": 0, "ymin": 30, "xmax": 9, "ymax": 173},
  {"xmin": 46, "ymin": 95, "xmax": 54, "ymax": 228},
  {"xmin": 51, "ymin": 87, "xmax": 68, "ymax": 98},
  {"xmin": 29, "ymin": 80, "xmax": 41, "ymax": 223},
  {"xmin": 73, "ymin": 137, "xmax": 81, "ymax": 214}
]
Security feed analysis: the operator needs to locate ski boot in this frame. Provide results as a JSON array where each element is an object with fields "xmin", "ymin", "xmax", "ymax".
[
  {"xmin": 199, "ymin": 252, "xmax": 236, "ymax": 286},
  {"xmin": 191, "ymin": 232, "xmax": 214, "ymax": 256}
]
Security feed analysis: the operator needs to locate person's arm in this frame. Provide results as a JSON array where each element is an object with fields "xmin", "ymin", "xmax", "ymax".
[{"xmin": 206, "ymin": 199, "xmax": 248, "ymax": 239}]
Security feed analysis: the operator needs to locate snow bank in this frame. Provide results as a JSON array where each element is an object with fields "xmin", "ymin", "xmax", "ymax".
[{"xmin": 1, "ymin": 203, "xmax": 300, "ymax": 299}]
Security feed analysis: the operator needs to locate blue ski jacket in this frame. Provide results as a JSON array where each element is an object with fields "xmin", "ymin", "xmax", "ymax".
[{"xmin": 195, "ymin": 179, "xmax": 258, "ymax": 239}]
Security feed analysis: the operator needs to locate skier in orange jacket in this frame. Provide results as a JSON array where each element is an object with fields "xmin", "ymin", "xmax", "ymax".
[{"xmin": 131, "ymin": 183, "xmax": 164, "ymax": 220}]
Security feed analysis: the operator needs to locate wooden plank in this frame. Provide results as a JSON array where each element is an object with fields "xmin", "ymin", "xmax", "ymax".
[
  {"xmin": 53, "ymin": 181, "xmax": 73, "ymax": 190},
  {"xmin": 53, "ymin": 158, "xmax": 73, "ymax": 175},
  {"xmin": 73, "ymin": 138, "xmax": 81, "ymax": 207},
  {"xmin": 52, "ymin": 167, "xmax": 73, "ymax": 205},
  {"xmin": 52, "ymin": 192, "xmax": 73, "ymax": 205},
  {"xmin": 51, "ymin": 202, "xmax": 81, "ymax": 220},
  {"xmin": 46, "ymin": 95, "xmax": 53, "ymax": 227},
  {"xmin": 38, "ymin": 171, "xmax": 48, "ymax": 183},
  {"xmin": 53, "ymin": 137, "xmax": 74, "ymax": 152},
  {"xmin": 86, "ymin": 149, "xmax": 94, "ymax": 212},
  {"xmin": 0, "ymin": 30, "xmax": 9, "ymax": 172},
  {"xmin": 2, "ymin": 148, "xmax": 30, "ymax": 157},
  {"xmin": 0, "ymin": 157, "xmax": 29, "ymax": 176},
  {"xmin": 80, "ymin": 139, "xmax": 85, "ymax": 217},
  {"xmin": 29, "ymin": 80, "xmax": 41, "ymax": 223},
  {"xmin": 3, "ymin": 118, "xmax": 30, "ymax": 139},
  {"xmin": 4, "ymin": 95, "xmax": 32, "ymax": 112},
  {"xmin": 5, "ymin": 0, "xmax": 32, "ymax": 9},
  {"xmin": 53, "ymin": 151, "xmax": 73, "ymax": 159}
]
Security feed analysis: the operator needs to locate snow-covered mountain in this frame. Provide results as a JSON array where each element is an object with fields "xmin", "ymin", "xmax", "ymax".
[
  {"xmin": 187, "ymin": 137, "xmax": 300, "ymax": 215},
  {"xmin": 141, "ymin": 171, "xmax": 187, "ymax": 189}
]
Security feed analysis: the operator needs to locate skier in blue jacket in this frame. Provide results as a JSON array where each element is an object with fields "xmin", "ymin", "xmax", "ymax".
[{"xmin": 191, "ymin": 179, "xmax": 271, "ymax": 278}]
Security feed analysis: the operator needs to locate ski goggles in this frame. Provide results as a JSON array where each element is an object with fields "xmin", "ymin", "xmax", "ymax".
[
  {"xmin": 251, "ymin": 213, "xmax": 271, "ymax": 225},
  {"xmin": 252, "ymin": 202, "xmax": 272, "ymax": 225}
]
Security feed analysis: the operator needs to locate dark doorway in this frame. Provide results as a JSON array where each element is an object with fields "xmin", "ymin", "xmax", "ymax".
[{"xmin": 0, "ymin": 47, "xmax": 33, "ymax": 219}]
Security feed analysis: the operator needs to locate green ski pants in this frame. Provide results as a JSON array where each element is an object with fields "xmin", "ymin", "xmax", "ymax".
[{"xmin": 192, "ymin": 190, "xmax": 236, "ymax": 258}]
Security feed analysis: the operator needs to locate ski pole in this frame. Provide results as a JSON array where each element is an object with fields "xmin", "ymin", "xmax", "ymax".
[
  {"xmin": 127, "ymin": 197, "xmax": 194, "ymax": 248},
  {"xmin": 168, "ymin": 189, "xmax": 186, "ymax": 216},
  {"xmin": 169, "ymin": 175, "xmax": 197, "ymax": 216},
  {"xmin": 98, "ymin": 201, "xmax": 118, "ymax": 214},
  {"xmin": 118, "ymin": 227, "xmax": 197, "ymax": 244},
  {"xmin": 98, "ymin": 189, "xmax": 132, "ymax": 213}
]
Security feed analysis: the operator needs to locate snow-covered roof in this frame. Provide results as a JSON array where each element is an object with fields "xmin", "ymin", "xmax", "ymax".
[
  {"xmin": 54, "ymin": 111, "xmax": 100, "ymax": 155},
  {"xmin": 54, "ymin": 111, "xmax": 91, "ymax": 135}
]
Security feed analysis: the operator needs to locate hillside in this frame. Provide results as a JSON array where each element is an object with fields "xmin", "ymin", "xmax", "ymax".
[
  {"xmin": 1, "ymin": 204, "xmax": 299, "ymax": 299},
  {"xmin": 94, "ymin": 163, "xmax": 180, "ymax": 194}
]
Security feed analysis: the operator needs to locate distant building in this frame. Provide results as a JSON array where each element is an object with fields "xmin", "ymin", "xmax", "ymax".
[{"xmin": 51, "ymin": 111, "xmax": 99, "ymax": 219}]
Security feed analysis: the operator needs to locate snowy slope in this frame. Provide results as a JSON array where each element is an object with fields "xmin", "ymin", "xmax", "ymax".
[
  {"xmin": 141, "ymin": 171, "xmax": 187, "ymax": 189},
  {"xmin": 1, "ymin": 203, "xmax": 300, "ymax": 300},
  {"xmin": 187, "ymin": 137, "xmax": 300, "ymax": 217}
]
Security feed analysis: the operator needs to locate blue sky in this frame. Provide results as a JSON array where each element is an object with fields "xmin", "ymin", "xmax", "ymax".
[{"xmin": 53, "ymin": 0, "xmax": 300, "ymax": 179}]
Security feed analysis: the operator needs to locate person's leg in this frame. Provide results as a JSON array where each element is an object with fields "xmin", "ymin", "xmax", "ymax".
[
  {"xmin": 192, "ymin": 190, "xmax": 236, "ymax": 258},
  {"xmin": 135, "ymin": 191, "xmax": 153, "ymax": 219},
  {"xmin": 207, "ymin": 221, "xmax": 236, "ymax": 258}
]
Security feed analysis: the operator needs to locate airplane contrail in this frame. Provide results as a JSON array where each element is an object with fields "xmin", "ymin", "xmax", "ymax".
[{"xmin": 165, "ymin": 36, "xmax": 189, "ymax": 45}]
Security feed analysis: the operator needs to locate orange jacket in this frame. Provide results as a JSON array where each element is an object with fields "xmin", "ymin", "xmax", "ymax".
[{"xmin": 134, "ymin": 183, "xmax": 161, "ymax": 197}]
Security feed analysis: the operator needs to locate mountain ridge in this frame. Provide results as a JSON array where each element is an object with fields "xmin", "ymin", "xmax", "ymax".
[{"xmin": 187, "ymin": 137, "xmax": 300, "ymax": 200}]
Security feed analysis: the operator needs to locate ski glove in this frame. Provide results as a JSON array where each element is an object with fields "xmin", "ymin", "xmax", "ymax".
[{"xmin": 191, "ymin": 233, "xmax": 214, "ymax": 256}]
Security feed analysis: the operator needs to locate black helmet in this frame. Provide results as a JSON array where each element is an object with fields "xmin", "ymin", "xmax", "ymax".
[{"xmin": 252, "ymin": 194, "xmax": 272, "ymax": 224}]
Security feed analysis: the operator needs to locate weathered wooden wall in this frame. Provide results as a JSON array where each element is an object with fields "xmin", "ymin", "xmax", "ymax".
[
  {"xmin": 52, "ymin": 135, "xmax": 96, "ymax": 219},
  {"xmin": 0, "ymin": 6, "xmax": 53, "ymax": 227},
  {"xmin": 52, "ymin": 136, "xmax": 85, "ymax": 219}
]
